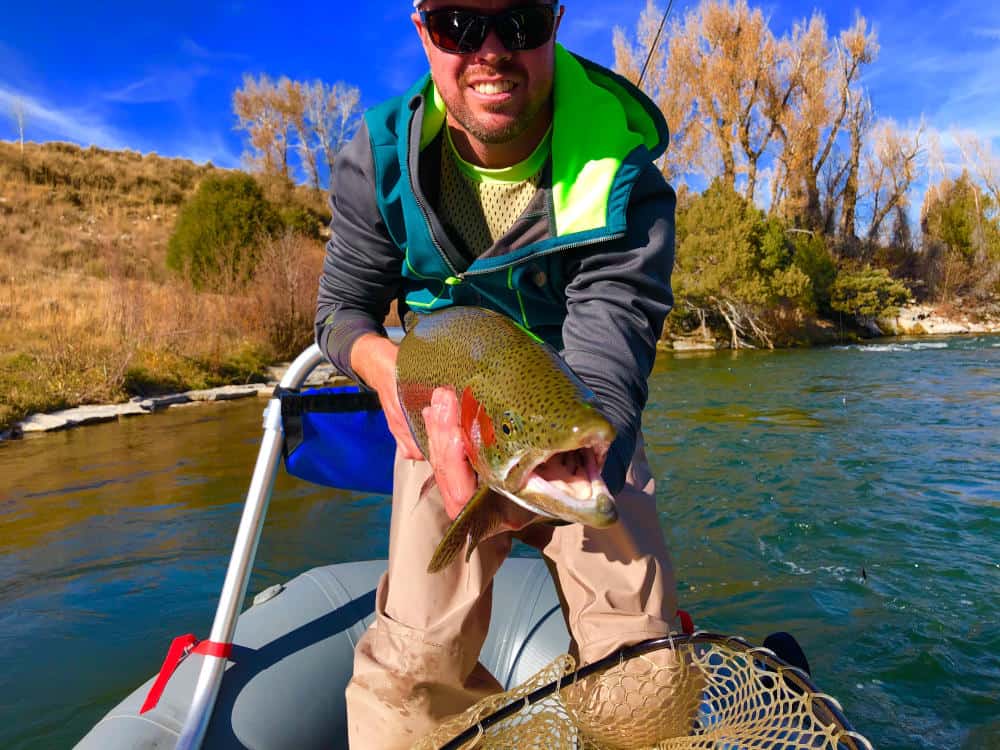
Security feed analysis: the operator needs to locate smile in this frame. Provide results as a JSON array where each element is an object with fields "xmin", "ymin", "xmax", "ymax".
[{"xmin": 471, "ymin": 80, "xmax": 516, "ymax": 95}]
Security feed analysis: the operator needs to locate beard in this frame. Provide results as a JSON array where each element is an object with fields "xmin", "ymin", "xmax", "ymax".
[
  {"xmin": 444, "ymin": 65, "xmax": 552, "ymax": 145},
  {"xmin": 449, "ymin": 91, "xmax": 550, "ymax": 145}
]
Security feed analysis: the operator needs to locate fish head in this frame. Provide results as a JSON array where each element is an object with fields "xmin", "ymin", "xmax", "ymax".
[{"xmin": 459, "ymin": 385, "xmax": 618, "ymax": 528}]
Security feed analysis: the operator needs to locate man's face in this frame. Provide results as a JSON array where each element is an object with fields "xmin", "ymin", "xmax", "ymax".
[{"xmin": 412, "ymin": 1, "xmax": 562, "ymax": 149}]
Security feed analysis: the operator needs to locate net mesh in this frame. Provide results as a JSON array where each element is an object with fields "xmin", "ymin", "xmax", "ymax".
[{"xmin": 413, "ymin": 634, "xmax": 873, "ymax": 750}]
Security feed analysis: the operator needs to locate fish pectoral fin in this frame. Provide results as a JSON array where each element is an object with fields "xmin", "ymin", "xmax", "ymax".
[
  {"xmin": 416, "ymin": 474, "xmax": 437, "ymax": 508},
  {"xmin": 427, "ymin": 485, "xmax": 502, "ymax": 573}
]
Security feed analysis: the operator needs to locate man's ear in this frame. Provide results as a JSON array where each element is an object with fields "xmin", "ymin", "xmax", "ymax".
[{"xmin": 412, "ymin": 13, "xmax": 433, "ymax": 62}]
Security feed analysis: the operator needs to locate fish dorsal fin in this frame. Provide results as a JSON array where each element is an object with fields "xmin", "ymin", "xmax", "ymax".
[{"xmin": 427, "ymin": 484, "xmax": 503, "ymax": 573}]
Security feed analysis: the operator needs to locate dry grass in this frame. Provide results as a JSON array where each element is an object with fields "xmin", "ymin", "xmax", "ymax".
[{"xmin": 0, "ymin": 141, "xmax": 333, "ymax": 431}]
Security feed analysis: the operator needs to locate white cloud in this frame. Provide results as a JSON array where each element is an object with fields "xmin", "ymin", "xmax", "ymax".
[{"xmin": 102, "ymin": 66, "xmax": 207, "ymax": 104}]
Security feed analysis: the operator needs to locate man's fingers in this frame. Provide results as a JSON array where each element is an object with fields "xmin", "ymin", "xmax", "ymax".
[
  {"xmin": 385, "ymin": 396, "xmax": 423, "ymax": 460},
  {"xmin": 422, "ymin": 391, "xmax": 477, "ymax": 519}
]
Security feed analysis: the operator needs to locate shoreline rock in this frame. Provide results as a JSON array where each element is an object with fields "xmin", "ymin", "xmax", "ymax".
[
  {"xmin": 879, "ymin": 303, "xmax": 1000, "ymax": 336},
  {"xmin": 4, "ymin": 364, "xmax": 352, "ymax": 440}
]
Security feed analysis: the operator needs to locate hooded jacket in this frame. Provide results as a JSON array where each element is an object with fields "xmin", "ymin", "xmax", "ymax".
[{"xmin": 316, "ymin": 46, "xmax": 675, "ymax": 492}]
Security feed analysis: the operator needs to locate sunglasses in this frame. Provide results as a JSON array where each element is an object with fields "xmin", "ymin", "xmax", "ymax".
[{"xmin": 420, "ymin": 4, "xmax": 559, "ymax": 54}]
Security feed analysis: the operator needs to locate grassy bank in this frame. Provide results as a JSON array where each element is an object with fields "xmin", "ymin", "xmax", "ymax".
[{"xmin": 0, "ymin": 141, "xmax": 330, "ymax": 432}]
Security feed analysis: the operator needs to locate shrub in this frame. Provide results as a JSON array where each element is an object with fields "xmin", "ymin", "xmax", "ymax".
[
  {"xmin": 167, "ymin": 173, "xmax": 282, "ymax": 289},
  {"xmin": 831, "ymin": 267, "xmax": 910, "ymax": 324},
  {"xmin": 278, "ymin": 204, "xmax": 325, "ymax": 241},
  {"xmin": 247, "ymin": 231, "xmax": 325, "ymax": 359}
]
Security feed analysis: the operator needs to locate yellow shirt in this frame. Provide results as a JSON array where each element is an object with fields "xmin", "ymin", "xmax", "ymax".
[{"xmin": 438, "ymin": 125, "xmax": 551, "ymax": 258}]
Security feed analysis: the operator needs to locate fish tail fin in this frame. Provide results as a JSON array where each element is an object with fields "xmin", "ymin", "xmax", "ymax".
[{"xmin": 427, "ymin": 485, "xmax": 502, "ymax": 573}]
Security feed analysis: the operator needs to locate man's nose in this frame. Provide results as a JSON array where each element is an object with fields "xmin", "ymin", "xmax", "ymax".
[{"xmin": 473, "ymin": 26, "xmax": 512, "ymax": 63}]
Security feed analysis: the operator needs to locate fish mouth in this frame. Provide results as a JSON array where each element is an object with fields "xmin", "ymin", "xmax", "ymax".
[{"xmin": 503, "ymin": 435, "xmax": 618, "ymax": 527}]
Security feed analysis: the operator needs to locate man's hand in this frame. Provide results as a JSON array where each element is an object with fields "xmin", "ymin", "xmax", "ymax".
[
  {"xmin": 422, "ymin": 387, "xmax": 477, "ymax": 519},
  {"xmin": 350, "ymin": 333, "xmax": 422, "ymax": 460}
]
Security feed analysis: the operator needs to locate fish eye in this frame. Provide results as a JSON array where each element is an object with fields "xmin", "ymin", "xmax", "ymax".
[{"xmin": 501, "ymin": 411, "xmax": 522, "ymax": 437}]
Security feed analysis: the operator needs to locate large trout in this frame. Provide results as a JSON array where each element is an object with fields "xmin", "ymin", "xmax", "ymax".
[{"xmin": 395, "ymin": 307, "xmax": 618, "ymax": 572}]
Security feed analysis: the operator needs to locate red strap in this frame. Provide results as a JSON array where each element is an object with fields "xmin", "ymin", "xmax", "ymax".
[
  {"xmin": 676, "ymin": 609, "xmax": 695, "ymax": 635},
  {"xmin": 139, "ymin": 634, "xmax": 233, "ymax": 714}
]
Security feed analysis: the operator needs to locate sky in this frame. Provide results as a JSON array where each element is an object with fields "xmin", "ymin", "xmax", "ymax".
[{"xmin": 1, "ymin": 0, "xmax": 998, "ymax": 181}]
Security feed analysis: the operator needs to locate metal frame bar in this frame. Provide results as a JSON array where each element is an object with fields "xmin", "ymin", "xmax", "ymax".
[{"xmin": 175, "ymin": 344, "xmax": 327, "ymax": 750}]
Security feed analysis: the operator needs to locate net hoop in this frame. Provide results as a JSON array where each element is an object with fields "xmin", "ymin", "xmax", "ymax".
[{"xmin": 433, "ymin": 632, "xmax": 874, "ymax": 750}]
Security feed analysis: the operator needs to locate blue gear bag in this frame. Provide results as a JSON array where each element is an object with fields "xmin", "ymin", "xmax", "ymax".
[{"xmin": 280, "ymin": 386, "xmax": 396, "ymax": 495}]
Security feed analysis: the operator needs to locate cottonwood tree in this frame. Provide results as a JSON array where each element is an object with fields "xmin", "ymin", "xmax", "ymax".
[
  {"xmin": 862, "ymin": 119, "xmax": 925, "ymax": 245},
  {"xmin": 616, "ymin": 0, "xmax": 789, "ymax": 203},
  {"xmin": 303, "ymin": 81, "xmax": 361, "ymax": 192},
  {"xmin": 837, "ymin": 92, "xmax": 873, "ymax": 243},
  {"xmin": 776, "ymin": 15, "xmax": 878, "ymax": 231},
  {"xmin": 954, "ymin": 131, "xmax": 1000, "ymax": 210},
  {"xmin": 233, "ymin": 74, "xmax": 299, "ymax": 181},
  {"xmin": 234, "ymin": 75, "xmax": 361, "ymax": 194},
  {"xmin": 614, "ymin": 1, "xmax": 704, "ymax": 183}
]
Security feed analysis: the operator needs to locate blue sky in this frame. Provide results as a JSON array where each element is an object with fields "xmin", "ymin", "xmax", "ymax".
[{"xmin": 1, "ymin": 0, "xmax": 998, "ymax": 177}]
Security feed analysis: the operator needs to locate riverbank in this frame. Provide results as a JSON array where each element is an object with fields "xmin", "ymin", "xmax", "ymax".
[
  {"xmin": 5, "ymin": 303, "xmax": 998, "ymax": 441},
  {"xmin": 1, "ymin": 362, "xmax": 351, "ymax": 441},
  {"xmin": 664, "ymin": 302, "xmax": 1000, "ymax": 350}
]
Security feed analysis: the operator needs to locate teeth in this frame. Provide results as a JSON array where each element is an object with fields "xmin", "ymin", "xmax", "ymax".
[{"xmin": 473, "ymin": 80, "xmax": 514, "ymax": 95}]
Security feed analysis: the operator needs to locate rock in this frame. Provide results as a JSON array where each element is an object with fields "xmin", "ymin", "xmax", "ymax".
[
  {"xmin": 266, "ymin": 362, "xmax": 351, "ymax": 388},
  {"xmin": 669, "ymin": 336, "xmax": 718, "ymax": 351},
  {"xmin": 185, "ymin": 384, "xmax": 270, "ymax": 402},
  {"xmin": 137, "ymin": 393, "xmax": 193, "ymax": 411},
  {"xmin": 18, "ymin": 413, "xmax": 70, "ymax": 432},
  {"xmin": 881, "ymin": 304, "xmax": 1000, "ymax": 336},
  {"xmin": 19, "ymin": 402, "xmax": 149, "ymax": 433}
]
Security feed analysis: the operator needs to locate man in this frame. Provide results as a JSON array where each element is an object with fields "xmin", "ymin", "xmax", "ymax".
[{"xmin": 315, "ymin": 1, "xmax": 679, "ymax": 746}]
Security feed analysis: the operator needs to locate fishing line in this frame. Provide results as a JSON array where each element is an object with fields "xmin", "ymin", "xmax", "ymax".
[{"xmin": 638, "ymin": 0, "xmax": 676, "ymax": 88}]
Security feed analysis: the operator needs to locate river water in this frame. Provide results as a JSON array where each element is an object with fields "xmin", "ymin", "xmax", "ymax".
[{"xmin": 1, "ymin": 336, "xmax": 997, "ymax": 749}]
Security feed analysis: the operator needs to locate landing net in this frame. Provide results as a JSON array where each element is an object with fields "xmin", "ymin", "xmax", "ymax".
[{"xmin": 414, "ymin": 633, "xmax": 873, "ymax": 750}]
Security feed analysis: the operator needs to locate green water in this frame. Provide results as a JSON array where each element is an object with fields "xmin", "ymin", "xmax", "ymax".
[{"xmin": 1, "ymin": 336, "xmax": 997, "ymax": 749}]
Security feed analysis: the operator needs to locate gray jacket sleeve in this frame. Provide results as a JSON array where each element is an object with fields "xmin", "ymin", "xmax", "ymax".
[
  {"xmin": 561, "ymin": 165, "xmax": 676, "ymax": 494},
  {"xmin": 315, "ymin": 121, "xmax": 403, "ymax": 383}
]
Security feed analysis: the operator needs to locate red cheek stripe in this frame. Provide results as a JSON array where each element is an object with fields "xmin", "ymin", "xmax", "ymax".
[{"xmin": 461, "ymin": 386, "xmax": 497, "ymax": 453}]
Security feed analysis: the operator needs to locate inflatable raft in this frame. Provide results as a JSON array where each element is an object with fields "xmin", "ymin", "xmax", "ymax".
[{"xmin": 76, "ymin": 557, "xmax": 566, "ymax": 749}]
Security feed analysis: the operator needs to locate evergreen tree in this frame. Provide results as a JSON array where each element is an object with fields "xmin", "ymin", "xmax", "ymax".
[{"xmin": 167, "ymin": 173, "xmax": 282, "ymax": 290}]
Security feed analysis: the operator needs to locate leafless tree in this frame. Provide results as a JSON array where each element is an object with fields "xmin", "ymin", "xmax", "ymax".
[
  {"xmin": 233, "ymin": 74, "xmax": 296, "ymax": 180},
  {"xmin": 10, "ymin": 97, "xmax": 26, "ymax": 156},
  {"xmin": 302, "ymin": 81, "xmax": 362, "ymax": 192},
  {"xmin": 863, "ymin": 118, "xmax": 925, "ymax": 243}
]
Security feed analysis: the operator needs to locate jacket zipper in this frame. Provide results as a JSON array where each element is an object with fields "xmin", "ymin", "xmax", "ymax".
[
  {"xmin": 456, "ymin": 231, "xmax": 627, "ymax": 279},
  {"xmin": 406, "ymin": 99, "xmax": 462, "ymax": 278}
]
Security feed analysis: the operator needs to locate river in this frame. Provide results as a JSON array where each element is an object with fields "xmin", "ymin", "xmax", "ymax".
[{"xmin": 1, "ymin": 336, "xmax": 997, "ymax": 749}]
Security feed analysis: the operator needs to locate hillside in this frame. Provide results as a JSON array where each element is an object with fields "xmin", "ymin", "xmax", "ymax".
[{"xmin": 0, "ymin": 141, "xmax": 329, "ymax": 431}]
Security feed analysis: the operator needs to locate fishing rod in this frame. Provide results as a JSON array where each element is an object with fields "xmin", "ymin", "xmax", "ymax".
[{"xmin": 638, "ymin": 0, "xmax": 676, "ymax": 88}]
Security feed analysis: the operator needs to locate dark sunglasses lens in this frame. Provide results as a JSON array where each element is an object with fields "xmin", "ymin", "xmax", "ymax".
[
  {"xmin": 496, "ymin": 6, "xmax": 555, "ymax": 51},
  {"xmin": 425, "ymin": 10, "xmax": 488, "ymax": 53}
]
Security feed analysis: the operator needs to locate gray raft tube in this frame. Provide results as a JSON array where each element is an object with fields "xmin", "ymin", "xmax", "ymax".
[
  {"xmin": 76, "ymin": 340, "xmax": 570, "ymax": 749},
  {"xmin": 76, "ymin": 558, "xmax": 568, "ymax": 750}
]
